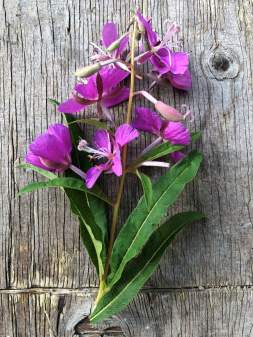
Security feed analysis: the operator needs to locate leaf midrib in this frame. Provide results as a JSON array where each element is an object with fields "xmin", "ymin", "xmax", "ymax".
[{"xmin": 109, "ymin": 160, "xmax": 195, "ymax": 285}]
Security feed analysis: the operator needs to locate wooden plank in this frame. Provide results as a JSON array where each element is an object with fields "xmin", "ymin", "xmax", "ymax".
[
  {"xmin": 0, "ymin": 0, "xmax": 253, "ymax": 333},
  {"xmin": 0, "ymin": 287, "xmax": 253, "ymax": 336}
]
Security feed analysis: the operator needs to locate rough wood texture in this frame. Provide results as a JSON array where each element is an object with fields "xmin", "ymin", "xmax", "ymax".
[{"xmin": 0, "ymin": 0, "xmax": 253, "ymax": 336}]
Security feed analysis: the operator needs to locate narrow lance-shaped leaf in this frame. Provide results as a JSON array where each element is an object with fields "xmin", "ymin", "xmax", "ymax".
[
  {"xmin": 108, "ymin": 151, "xmax": 203, "ymax": 287},
  {"xmin": 90, "ymin": 211, "xmax": 205, "ymax": 323},
  {"xmin": 17, "ymin": 176, "xmax": 112, "ymax": 206},
  {"xmin": 136, "ymin": 170, "xmax": 153, "ymax": 210},
  {"xmin": 16, "ymin": 163, "xmax": 57, "ymax": 180}
]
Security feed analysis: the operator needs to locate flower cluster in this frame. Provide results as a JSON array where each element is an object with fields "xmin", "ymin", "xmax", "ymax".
[
  {"xmin": 26, "ymin": 10, "xmax": 192, "ymax": 189},
  {"xmin": 21, "ymin": 9, "xmax": 203, "ymax": 324}
]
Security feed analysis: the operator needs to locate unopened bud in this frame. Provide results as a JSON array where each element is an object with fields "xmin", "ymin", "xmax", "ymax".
[
  {"xmin": 155, "ymin": 101, "xmax": 184, "ymax": 121},
  {"xmin": 107, "ymin": 33, "xmax": 129, "ymax": 52},
  {"xmin": 75, "ymin": 63, "xmax": 102, "ymax": 78}
]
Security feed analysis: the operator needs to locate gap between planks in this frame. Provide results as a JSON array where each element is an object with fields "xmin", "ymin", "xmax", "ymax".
[{"xmin": 0, "ymin": 284, "xmax": 252, "ymax": 295}]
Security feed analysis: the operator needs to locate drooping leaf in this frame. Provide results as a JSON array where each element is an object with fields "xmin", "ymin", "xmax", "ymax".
[
  {"xmin": 17, "ymin": 177, "xmax": 112, "ymax": 205},
  {"xmin": 65, "ymin": 188, "xmax": 107, "ymax": 277},
  {"xmin": 108, "ymin": 151, "xmax": 203, "ymax": 287},
  {"xmin": 90, "ymin": 211, "xmax": 205, "ymax": 323},
  {"xmin": 129, "ymin": 142, "xmax": 183, "ymax": 169},
  {"xmin": 136, "ymin": 170, "xmax": 153, "ymax": 210}
]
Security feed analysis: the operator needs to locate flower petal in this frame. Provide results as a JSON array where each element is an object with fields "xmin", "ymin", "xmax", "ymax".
[
  {"xmin": 136, "ymin": 10, "xmax": 158, "ymax": 47},
  {"xmin": 102, "ymin": 22, "xmax": 118, "ymax": 48},
  {"xmin": 170, "ymin": 52, "xmax": 189, "ymax": 75},
  {"xmin": 47, "ymin": 124, "xmax": 72, "ymax": 155},
  {"xmin": 85, "ymin": 165, "xmax": 105, "ymax": 189},
  {"xmin": 102, "ymin": 87, "xmax": 129, "ymax": 108},
  {"xmin": 58, "ymin": 98, "xmax": 86, "ymax": 114},
  {"xmin": 162, "ymin": 122, "xmax": 191, "ymax": 145},
  {"xmin": 101, "ymin": 67, "xmax": 129, "ymax": 91},
  {"xmin": 116, "ymin": 35, "xmax": 129, "ymax": 56},
  {"xmin": 111, "ymin": 145, "xmax": 122, "ymax": 176},
  {"xmin": 93, "ymin": 129, "xmax": 111, "ymax": 153},
  {"xmin": 170, "ymin": 151, "xmax": 185, "ymax": 162},
  {"xmin": 132, "ymin": 107, "xmax": 162, "ymax": 135},
  {"xmin": 75, "ymin": 78, "xmax": 98, "ymax": 101},
  {"xmin": 115, "ymin": 123, "xmax": 139, "ymax": 147},
  {"xmin": 25, "ymin": 151, "xmax": 52, "ymax": 171},
  {"xmin": 166, "ymin": 69, "xmax": 192, "ymax": 90}
]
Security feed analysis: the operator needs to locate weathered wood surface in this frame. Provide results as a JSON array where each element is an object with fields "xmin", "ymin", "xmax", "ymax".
[{"xmin": 0, "ymin": 0, "xmax": 253, "ymax": 336}]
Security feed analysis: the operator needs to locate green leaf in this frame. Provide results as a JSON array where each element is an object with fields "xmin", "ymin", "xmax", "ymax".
[
  {"xmin": 68, "ymin": 118, "xmax": 110, "ymax": 130},
  {"xmin": 65, "ymin": 189, "xmax": 107, "ymax": 277},
  {"xmin": 90, "ymin": 211, "xmax": 205, "ymax": 323},
  {"xmin": 129, "ymin": 142, "xmax": 183, "ymax": 169},
  {"xmin": 48, "ymin": 98, "xmax": 60, "ymax": 106},
  {"xmin": 108, "ymin": 151, "xmax": 203, "ymax": 287},
  {"xmin": 17, "ymin": 177, "xmax": 112, "ymax": 205},
  {"xmin": 136, "ymin": 170, "xmax": 153, "ymax": 210},
  {"xmin": 191, "ymin": 131, "xmax": 201, "ymax": 142},
  {"xmin": 16, "ymin": 163, "xmax": 57, "ymax": 180}
]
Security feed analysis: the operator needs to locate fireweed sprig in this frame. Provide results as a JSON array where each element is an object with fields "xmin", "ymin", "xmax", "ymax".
[{"xmin": 18, "ymin": 10, "xmax": 204, "ymax": 323}]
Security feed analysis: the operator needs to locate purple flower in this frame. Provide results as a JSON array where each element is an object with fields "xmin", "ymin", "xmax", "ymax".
[
  {"xmin": 58, "ymin": 67, "xmax": 129, "ymax": 115},
  {"xmin": 136, "ymin": 11, "xmax": 192, "ymax": 90},
  {"xmin": 101, "ymin": 23, "xmax": 129, "ymax": 57},
  {"xmin": 26, "ymin": 124, "xmax": 72, "ymax": 172},
  {"xmin": 133, "ymin": 107, "xmax": 190, "ymax": 145},
  {"xmin": 82, "ymin": 124, "xmax": 139, "ymax": 188}
]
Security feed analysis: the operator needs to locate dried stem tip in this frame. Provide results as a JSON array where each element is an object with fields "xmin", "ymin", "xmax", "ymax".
[{"xmin": 75, "ymin": 63, "xmax": 102, "ymax": 78}]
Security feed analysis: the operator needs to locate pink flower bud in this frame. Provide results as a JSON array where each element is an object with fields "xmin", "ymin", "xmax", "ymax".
[{"xmin": 154, "ymin": 101, "xmax": 184, "ymax": 121}]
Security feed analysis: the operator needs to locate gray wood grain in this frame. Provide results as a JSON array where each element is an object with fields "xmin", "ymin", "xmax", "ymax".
[{"xmin": 0, "ymin": 0, "xmax": 253, "ymax": 335}]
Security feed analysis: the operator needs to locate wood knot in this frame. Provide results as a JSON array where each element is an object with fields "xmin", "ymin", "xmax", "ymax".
[{"xmin": 201, "ymin": 47, "xmax": 240, "ymax": 80}]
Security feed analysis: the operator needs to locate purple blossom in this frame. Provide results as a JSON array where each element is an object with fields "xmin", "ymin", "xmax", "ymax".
[
  {"xmin": 136, "ymin": 10, "xmax": 192, "ymax": 90},
  {"xmin": 26, "ymin": 124, "xmax": 72, "ymax": 172},
  {"xmin": 133, "ymin": 107, "xmax": 190, "ymax": 145},
  {"xmin": 58, "ymin": 67, "xmax": 129, "ymax": 116},
  {"xmin": 82, "ymin": 124, "xmax": 139, "ymax": 188}
]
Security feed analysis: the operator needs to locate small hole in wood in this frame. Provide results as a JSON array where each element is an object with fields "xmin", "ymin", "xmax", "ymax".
[{"xmin": 211, "ymin": 54, "xmax": 230, "ymax": 72}]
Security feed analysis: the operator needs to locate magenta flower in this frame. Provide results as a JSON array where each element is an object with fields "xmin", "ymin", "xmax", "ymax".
[
  {"xmin": 81, "ymin": 124, "xmax": 139, "ymax": 188},
  {"xmin": 58, "ymin": 67, "xmax": 129, "ymax": 116},
  {"xmin": 26, "ymin": 124, "xmax": 72, "ymax": 172},
  {"xmin": 133, "ymin": 107, "xmax": 190, "ymax": 145},
  {"xmin": 136, "ymin": 11, "xmax": 192, "ymax": 90},
  {"xmin": 101, "ymin": 23, "xmax": 129, "ymax": 57}
]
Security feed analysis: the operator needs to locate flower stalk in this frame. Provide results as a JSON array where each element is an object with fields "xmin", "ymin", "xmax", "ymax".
[{"xmin": 102, "ymin": 20, "xmax": 138, "ymax": 287}]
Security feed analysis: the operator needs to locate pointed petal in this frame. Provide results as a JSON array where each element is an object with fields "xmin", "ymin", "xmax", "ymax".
[
  {"xmin": 58, "ymin": 98, "xmax": 86, "ymax": 114},
  {"xmin": 75, "ymin": 78, "xmax": 98, "ymax": 101},
  {"xmin": 115, "ymin": 123, "xmax": 139, "ymax": 147},
  {"xmin": 136, "ymin": 10, "xmax": 158, "ymax": 47},
  {"xmin": 102, "ymin": 23, "xmax": 118, "ymax": 48},
  {"xmin": 93, "ymin": 129, "xmax": 111, "ymax": 153},
  {"xmin": 102, "ymin": 87, "xmax": 129, "ymax": 108},
  {"xmin": 132, "ymin": 107, "xmax": 162, "ymax": 135}
]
